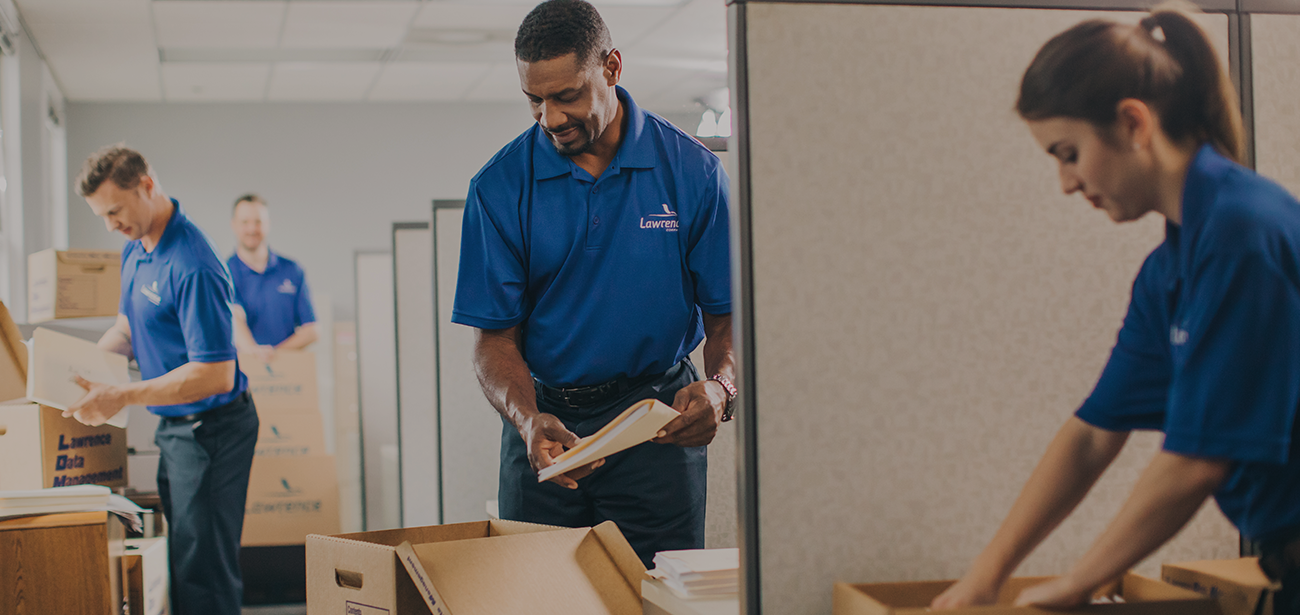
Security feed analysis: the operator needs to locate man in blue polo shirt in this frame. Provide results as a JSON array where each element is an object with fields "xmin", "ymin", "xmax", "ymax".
[
  {"xmin": 227, "ymin": 194, "xmax": 318, "ymax": 359},
  {"xmin": 452, "ymin": 0, "xmax": 734, "ymax": 566},
  {"xmin": 65, "ymin": 145, "xmax": 257, "ymax": 615}
]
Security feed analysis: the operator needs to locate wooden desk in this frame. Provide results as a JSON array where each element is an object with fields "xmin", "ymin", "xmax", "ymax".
[{"xmin": 0, "ymin": 511, "xmax": 125, "ymax": 615}]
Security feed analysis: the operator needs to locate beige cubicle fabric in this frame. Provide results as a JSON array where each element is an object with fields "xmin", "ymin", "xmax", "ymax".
[
  {"xmin": 742, "ymin": 4, "xmax": 1237, "ymax": 614},
  {"xmin": 1253, "ymin": 14, "xmax": 1300, "ymax": 196}
]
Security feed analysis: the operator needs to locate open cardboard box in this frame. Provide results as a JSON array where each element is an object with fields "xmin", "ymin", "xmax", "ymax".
[
  {"xmin": 833, "ymin": 573, "xmax": 1220, "ymax": 615},
  {"xmin": 306, "ymin": 519, "xmax": 645, "ymax": 615},
  {"xmin": 1162, "ymin": 558, "xmax": 1275, "ymax": 615}
]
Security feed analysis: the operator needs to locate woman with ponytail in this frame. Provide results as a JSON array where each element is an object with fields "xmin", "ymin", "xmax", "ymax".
[{"xmin": 932, "ymin": 6, "xmax": 1300, "ymax": 612}]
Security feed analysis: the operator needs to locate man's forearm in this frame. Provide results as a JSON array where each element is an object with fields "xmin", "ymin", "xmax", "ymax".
[
  {"xmin": 702, "ymin": 313, "xmax": 735, "ymax": 381},
  {"xmin": 277, "ymin": 324, "xmax": 318, "ymax": 350},
  {"xmin": 1062, "ymin": 451, "xmax": 1228, "ymax": 593},
  {"xmin": 98, "ymin": 325, "xmax": 134, "ymax": 360},
  {"xmin": 118, "ymin": 360, "xmax": 236, "ymax": 407},
  {"xmin": 473, "ymin": 328, "xmax": 539, "ymax": 432}
]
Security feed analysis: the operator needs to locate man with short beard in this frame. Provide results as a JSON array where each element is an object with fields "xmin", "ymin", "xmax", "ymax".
[{"xmin": 452, "ymin": 0, "xmax": 735, "ymax": 566}]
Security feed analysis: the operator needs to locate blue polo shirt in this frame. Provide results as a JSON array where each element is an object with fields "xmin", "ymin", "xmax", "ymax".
[
  {"xmin": 452, "ymin": 86, "xmax": 731, "ymax": 387},
  {"xmin": 1077, "ymin": 144, "xmax": 1300, "ymax": 541},
  {"xmin": 227, "ymin": 250, "xmax": 316, "ymax": 346},
  {"xmin": 120, "ymin": 200, "xmax": 248, "ymax": 417}
]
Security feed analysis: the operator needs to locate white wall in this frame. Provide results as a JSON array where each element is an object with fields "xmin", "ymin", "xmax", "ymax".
[
  {"xmin": 65, "ymin": 101, "xmax": 535, "ymax": 320},
  {"xmin": 64, "ymin": 102, "xmax": 703, "ymax": 321}
]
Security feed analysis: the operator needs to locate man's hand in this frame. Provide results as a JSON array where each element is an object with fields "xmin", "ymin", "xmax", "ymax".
[
  {"xmin": 521, "ymin": 413, "xmax": 604, "ymax": 490},
  {"xmin": 1013, "ymin": 575, "xmax": 1091, "ymax": 608},
  {"xmin": 930, "ymin": 576, "xmax": 1001, "ymax": 610},
  {"xmin": 653, "ymin": 379, "xmax": 727, "ymax": 447},
  {"xmin": 253, "ymin": 344, "xmax": 276, "ymax": 363},
  {"xmin": 64, "ymin": 375, "xmax": 128, "ymax": 426}
]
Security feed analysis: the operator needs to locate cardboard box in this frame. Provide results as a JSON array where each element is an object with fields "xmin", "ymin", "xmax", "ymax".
[
  {"xmin": 28, "ymin": 248, "xmax": 121, "ymax": 323},
  {"xmin": 1163, "ymin": 558, "xmax": 1275, "ymax": 615},
  {"xmin": 122, "ymin": 537, "xmax": 170, "ymax": 615},
  {"xmin": 0, "ymin": 302, "xmax": 127, "ymax": 491},
  {"xmin": 395, "ymin": 521, "xmax": 645, "ymax": 615},
  {"xmin": 255, "ymin": 411, "xmax": 327, "ymax": 456},
  {"xmin": 242, "ymin": 454, "xmax": 340, "ymax": 546},
  {"xmin": 306, "ymin": 519, "xmax": 581, "ymax": 615},
  {"xmin": 241, "ymin": 350, "xmax": 320, "ymax": 413},
  {"xmin": 0, "ymin": 404, "xmax": 129, "ymax": 490},
  {"xmin": 0, "ymin": 511, "xmax": 125, "ymax": 615},
  {"xmin": 832, "ymin": 573, "xmax": 1219, "ymax": 615}
]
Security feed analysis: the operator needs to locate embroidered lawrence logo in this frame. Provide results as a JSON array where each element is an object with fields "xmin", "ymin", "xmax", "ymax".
[
  {"xmin": 277, "ymin": 279, "xmax": 297, "ymax": 294},
  {"xmin": 640, "ymin": 203, "xmax": 679, "ymax": 232},
  {"xmin": 140, "ymin": 281, "xmax": 162, "ymax": 306}
]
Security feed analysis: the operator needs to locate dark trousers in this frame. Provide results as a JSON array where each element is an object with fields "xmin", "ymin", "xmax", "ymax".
[
  {"xmin": 155, "ymin": 392, "xmax": 259, "ymax": 615},
  {"xmin": 499, "ymin": 359, "xmax": 708, "ymax": 568},
  {"xmin": 1261, "ymin": 527, "xmax": 1300, "ymax": 615}
]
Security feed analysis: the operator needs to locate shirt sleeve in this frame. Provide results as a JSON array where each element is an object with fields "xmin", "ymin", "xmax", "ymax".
[
  {"xmin": 176, "ymin": 269, "xmax": 238, "ymax": 364},
  {"xmin": 686, "ymin": 159, "xmax": 732, "ymax": 315},
  {"xmin": 1163, "ymin": 252, "xmax": 1300, "ymax": 464},
  {"xmin": 1076, "ymin": 259, "xmax": 1172, "ymax": 432},
  {"xmin": 295, "ymin": 269, "xmax": 317, "ymax": 326},
  {"xmin": 451, "ymin": 181, "xmax": 529, "ymax": 329}
]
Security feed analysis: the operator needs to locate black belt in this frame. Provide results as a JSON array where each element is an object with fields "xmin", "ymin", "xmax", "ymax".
[
  {"xmin": 537, "ymin": 369, "xmax": 669, "ymax": 408},
  {"xmin": 162, "ymin": 390, "xmax": 252, "ymax": 424},
  {"xmin": 1259, "ymin": 525, "xmax": 1300, "ymax": 583}
]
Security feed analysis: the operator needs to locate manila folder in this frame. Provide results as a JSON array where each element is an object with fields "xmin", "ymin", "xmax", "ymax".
[{"xmin": 537, "ymin": 399, "xmax": 679, "ymax": 482}]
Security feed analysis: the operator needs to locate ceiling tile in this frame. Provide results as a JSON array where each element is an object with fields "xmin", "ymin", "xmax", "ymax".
[
  {"xmin": 411, "ymin": 2, "xmax": 531, "ymax": 31},
  {"xmin": 281, "ymin": 1, "xmax": 421, "ymax": 49},
  {"xmin": 462, "ymin": 61, "xmax": 524, "ymax": 102},
  {"xmin": 267, "ymin": 62, "xmax": 382, "ymax": 101},
  {"xmin": 15, "ymin": 0, "xmax": 150, "ymax": 24},
  {"xmin": 162, "ymin": 63, "xmax": 272, "ymax": 101},
  {"xmin": 153, "ymin": 1, "xmax": 286, "ymax": 49},
  {"xmin": 367, "ymin": 62, "xmax": 489, "ymax": 101}
]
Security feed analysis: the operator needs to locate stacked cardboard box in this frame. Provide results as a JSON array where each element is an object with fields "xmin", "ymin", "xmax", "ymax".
[
  {"xmin": 27, "ymin": 249, "xmax": 121, "ymax": 323},
  {"xmin": 0, "ymin": 302, "xmax": 127, "ymax": 492},
  {"xmin": 1162, "ymin": 557, "xmax": 1276, "ymax": 615},
  {"xmin": 241, "ymin": 350, "xmax": 340, "ymax": 546}
]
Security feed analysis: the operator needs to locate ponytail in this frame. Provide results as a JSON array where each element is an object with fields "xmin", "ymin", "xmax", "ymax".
[{"xmin": 1017, "ymin": 4, "xmax": 1246, "ymax": 164}]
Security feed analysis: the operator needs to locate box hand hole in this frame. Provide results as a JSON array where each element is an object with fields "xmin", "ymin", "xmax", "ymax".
[{"xmin": 335, "ymin": 569, "xmax": 364, "ymax": 590}]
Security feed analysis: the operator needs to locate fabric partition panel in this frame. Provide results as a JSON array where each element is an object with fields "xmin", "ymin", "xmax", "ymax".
[
  {"xmin": 733, "ymin": 4, "xmax": 1238, "ymax": 614},
  {"xmin": 394, "ymin": 223, "xmax": 440, "ymax": 527},
  {"xmin": 433, "ymin": 202, "xmax": 503, "ymax": 523},
  {"xmin": 1252, "ymin": 13, "xmax": 1300, "ymax": 196},
  {"xmin": 355, "ymin": 251, "xmax": 400, "ymax": 531}
]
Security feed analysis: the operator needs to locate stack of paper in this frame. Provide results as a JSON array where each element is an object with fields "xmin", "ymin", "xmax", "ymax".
[
  {"xmin": 0, "ymin": 484, "xmax": 146, "ymax": 532},
  {"xmin": 26, "ymin": 327, "xmax": 135, "ymax": 428},
  {"xmin": 648, "ymin": 548, "xmax": 740, "ymax": 599}
]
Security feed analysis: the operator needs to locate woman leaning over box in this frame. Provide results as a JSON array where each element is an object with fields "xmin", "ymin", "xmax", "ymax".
[{"xmin": 931, "ymin": 6, "xmax": 1300, "ymax": 614}]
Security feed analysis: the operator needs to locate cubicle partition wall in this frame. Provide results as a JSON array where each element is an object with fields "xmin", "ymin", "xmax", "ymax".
[
  {"xmin": 1252, "ymin": 12, "xmax": 1300, "ymax": 196},
  {"xmin": 394, "ymin": 222, "xmax": 440, "ymax": 527},
  {"xmin": 729, "ymin": 2, "xmax": 1261, "ymax": 613},
  {"xmin": 355, "ymin": 250, "xmax": 400, "ymax": 531},
  {"xmin": 432, "ymin": 200, "xmax": 504, "ymax": 524}
]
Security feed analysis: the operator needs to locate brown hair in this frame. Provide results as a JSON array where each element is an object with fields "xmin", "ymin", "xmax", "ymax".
[
  {"xmin": 76, "ymin": 144, "xmax": 152, "ymax": 197},
  {"xmin": 232, "ymin": 193, "xmax": 266, "ymax": 214},
  {"xmin": 1016, "ymin": 5, "xmax": 1245, "ymax": 164}
]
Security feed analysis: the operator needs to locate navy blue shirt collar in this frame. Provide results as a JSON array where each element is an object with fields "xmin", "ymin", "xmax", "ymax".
[
  {"xmin": 145, "ymin": 198, "xmax": 185, "ymax": 256},
  {"xmin": 532, "ymin": 85, "xmax": 656, "ymax": 181},
  {"xmin": 1165, "ymin": 144, "xmax": 1237, "ymax": 289}
]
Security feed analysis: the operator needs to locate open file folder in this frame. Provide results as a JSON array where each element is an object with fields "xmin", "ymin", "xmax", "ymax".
[
  {"xmin": 25, "ymin": 327, "xmax": 134, "ymax": 428},
  {"xmin": 537, "ymin": 399, "xmax": 679, "ymax": 482}
]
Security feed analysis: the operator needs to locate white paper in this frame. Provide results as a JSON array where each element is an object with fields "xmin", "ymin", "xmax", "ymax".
[{"xmin": 26, "ymin": 328, "xmax": 135, "ymax": 428}]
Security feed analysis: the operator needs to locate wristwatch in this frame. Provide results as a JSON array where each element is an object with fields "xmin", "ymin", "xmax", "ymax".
[{"xmin": 709, "ymin": 374, "xmax": 738, "ymax": 422}]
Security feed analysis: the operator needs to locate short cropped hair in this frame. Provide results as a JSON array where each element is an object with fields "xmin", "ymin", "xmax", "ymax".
[
  {"xmin": 515, "ymin": 0, "xmax": 612, "ymax": 68},
  {"xmin": 76, "ymin": 144, "xmax": 151, "ymax": 197},
  {"xmin": 233, "ymin": 193, "xmax": 266, "ymax": 214}
]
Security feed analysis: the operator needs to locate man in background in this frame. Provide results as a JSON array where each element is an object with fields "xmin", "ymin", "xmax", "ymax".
[{"xmin": 228, "ymin": 194, "xmax": 317, "ymax": 359}]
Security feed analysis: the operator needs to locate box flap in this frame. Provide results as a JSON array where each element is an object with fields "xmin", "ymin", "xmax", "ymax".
[
  {"xmin": 1163, "ymin": 558, "xmax": 1271, "ymax": 615},
  {"xmin": 0, "ymin": 301, "xmax": 27, "ymax": 401},
  {"xmin": 396, "ymin": 541, "xmax": 452, "ymax": 615},
  {"xmin": 55, "ymin": 250, "xmax": 121, "ymax": 266},
  {"xmin": 1164, "ymin": 558, "xmax": 1272, "ymax": 590},
  {"xmin": 399, "ymin": 526, "xmax": 642, "ymax": 615},
  {"xmin": 592, "ymin": 520, "xmax": 649, "ymax": 596}
]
